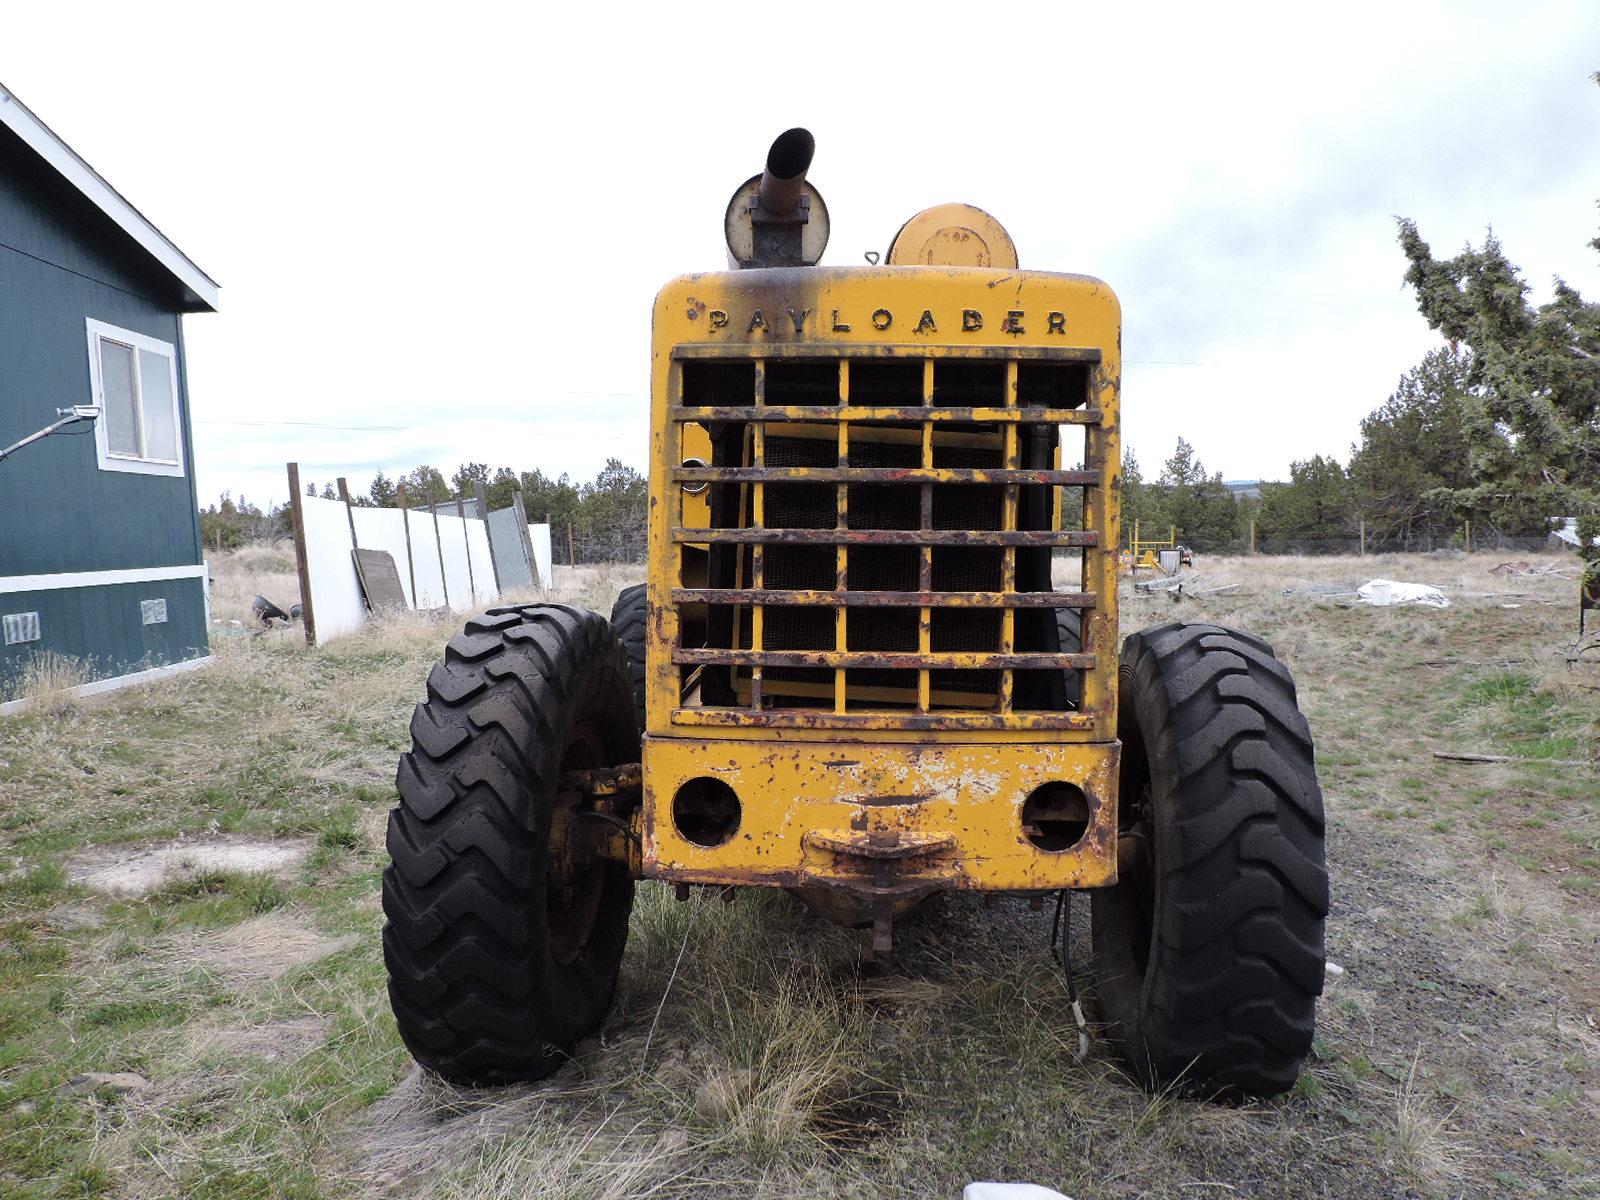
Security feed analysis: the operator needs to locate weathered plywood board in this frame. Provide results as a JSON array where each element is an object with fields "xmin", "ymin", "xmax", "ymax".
[{"xmin": 352, "ymin": 549, "xmax": 407, "ymax": 612}]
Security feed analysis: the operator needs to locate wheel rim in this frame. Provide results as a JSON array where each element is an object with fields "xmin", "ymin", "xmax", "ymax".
[
  {"xmin": 1119, "ymin": 779, "xmax": 1156, "ymax": 979},
  {"xmin": 1116, "ymin": 706, "xmax": 1157, "ymax": 982},
  {"xmin": 547, "ymin": 720, "xmax": 608, "ymax": 965}
]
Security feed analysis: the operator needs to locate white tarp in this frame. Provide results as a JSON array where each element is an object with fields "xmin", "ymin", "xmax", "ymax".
[
  {"xmin": 964, "ymin": 1186, "xmax": 1073, "ymax": 1200},
  {"xmin": 299, "ymin": 496, "xmax": 497, "ymax": 645},
  {"xmin": 1356, "ymin": 578, "xmax": 1450, "ymax": 608}
]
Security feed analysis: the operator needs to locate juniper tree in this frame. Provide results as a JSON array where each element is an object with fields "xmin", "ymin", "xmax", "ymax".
[
  {"xmin": 1396, "ymin": 205, "xmax": 1599, "ymax": 581},
  {"xmin": 1256, "ymin": 455, "xmax": 1355, "ymax": 543},
  {"xmin": 1347, "ymin": 348, "xmax": 1480, "ymax": 545}
]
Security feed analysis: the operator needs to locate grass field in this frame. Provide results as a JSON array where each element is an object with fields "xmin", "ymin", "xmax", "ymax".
[{"xmin": 2, "ymin": 546, "xmax": 1597, "ymax": 1199}]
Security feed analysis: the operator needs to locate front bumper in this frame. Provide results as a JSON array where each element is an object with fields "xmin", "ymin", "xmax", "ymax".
[{"xmin": 641, "ymin": 735, "xmax": 1120, "ymax": 897}]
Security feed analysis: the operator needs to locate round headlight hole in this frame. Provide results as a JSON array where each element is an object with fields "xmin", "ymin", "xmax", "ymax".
[
  {"xmin": 672, "ymin": 776, "xmax": 740, "ymax": 847},
  {"xmin": 1021, "ymin": 782, "xmax": 1090, "ymax": 853}
]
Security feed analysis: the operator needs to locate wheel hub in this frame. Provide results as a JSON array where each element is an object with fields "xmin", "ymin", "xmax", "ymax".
[{"xmin": 547, "ymin": 722, "xmax": 609, "ymax": 964}]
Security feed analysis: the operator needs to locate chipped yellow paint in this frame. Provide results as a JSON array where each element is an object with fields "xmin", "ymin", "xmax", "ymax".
[
  {"xmin": 640, "ymin": 264, "xmax": 1123, "ymax": 896},
  {"xmin": 677, "ymin": 422, "xmax": 711, "ymax": 531},
  {"xmin": 642, "ymin": 737, "xmax": 1119, "ymax": 891},
  {"xmin": 886, "ymin": 204, "xmax": 1021, "ymax": 269}
]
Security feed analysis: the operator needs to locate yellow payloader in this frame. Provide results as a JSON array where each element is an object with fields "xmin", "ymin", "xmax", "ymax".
[{"xmin": 383, "ymin": 131, "xmax": 1328, "ymax": 1098}]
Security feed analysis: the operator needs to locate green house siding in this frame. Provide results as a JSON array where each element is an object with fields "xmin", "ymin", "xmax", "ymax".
[
  {"xmin": 0, "ymin": 160, "xmax": 203, "ymax": 578},
  {"xmin": 0, "ymin": 576, "xmax": 208, "ymax": 698},
  {"xmin": 1, "ymin": 117, "xmax": 210, "ymax": 699}
]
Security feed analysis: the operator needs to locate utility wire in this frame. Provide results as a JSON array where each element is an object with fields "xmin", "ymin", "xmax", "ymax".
[{"xmin": 194, "ymin": 420, "xmax": 413, "ymax": 431}]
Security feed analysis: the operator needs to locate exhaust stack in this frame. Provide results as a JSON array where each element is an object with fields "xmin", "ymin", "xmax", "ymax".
[{"xmin": 724, "ymin": 128, "xmax": 830, "ymax": 269}]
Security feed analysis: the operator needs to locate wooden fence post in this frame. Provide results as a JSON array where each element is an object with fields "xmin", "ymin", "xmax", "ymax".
[
  {"xmin": 456, "ymin": 497, "xmax": 476, "ymax": 603},
  {"xmin": 286, "ymin": 462, "xmax": 317, "ymax": 646},
  {"xmin": 1249, "ymin": 517, "xmax": 1256, "ymax": 555},
  {"xmin": 336, "ymin": 478, "xmax": 359, "ymax": 551},
  {"xmin": 396, "ymin": 483, "xmax": 417, "ymax": 608},
  {"xmin": 429, "ymin": 491, "xmax": 449, "ymax": 609},
  {"xmin": 1359, "ymin": 517, "xmax": 1366, "ymax": 557}
]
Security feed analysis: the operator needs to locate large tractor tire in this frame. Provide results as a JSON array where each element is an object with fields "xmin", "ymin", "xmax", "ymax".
[
  {"xmin": 1057, "ymin": 608, "xmax": 1083, "ymax": 705},
  {"xmin": 1091, "ymin": 622, "xmax": 1328, "ymax": 1099},
  {"xmin": 383, "ymin": 605, "xmax": 639, "ymax": 1084},
  {"xmin": 610, "ymin": 583, "xmax": 648, "ymax": 730}
]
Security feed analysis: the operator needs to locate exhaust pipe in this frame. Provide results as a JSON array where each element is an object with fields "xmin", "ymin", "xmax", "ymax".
[
  {"xmin": 757, "ymin": 128, "xmax": 815, "ymax": 217},
  {"xmin": 725, "ymin": 129, "xmax": 830, "ymax": 269}
]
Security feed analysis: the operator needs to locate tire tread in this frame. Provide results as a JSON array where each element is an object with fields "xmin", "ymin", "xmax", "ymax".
[
  {"xmin": 1093, "ymin": 620, "xmax": 1328, "ymax": 1098},
  {"xmin": 382, "ymin": 604, "xmax": 637, "ymax": 1084}
]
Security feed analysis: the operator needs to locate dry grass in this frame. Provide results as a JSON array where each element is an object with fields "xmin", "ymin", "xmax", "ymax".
[
  {"xmin": 1384, "ymin": 1052, "xmax": 1473, "ymax": 1189},
  {"xmin": 2, "ymin": 547, "xmax": 1598, "ymax": 1199},
  {"xmin": 429, "ymin": 1114, "xmax": 690, "ymax": 1200},
  {"xmin": 4, "ymin": 650, "xmax": 91, "ymax": 709}
]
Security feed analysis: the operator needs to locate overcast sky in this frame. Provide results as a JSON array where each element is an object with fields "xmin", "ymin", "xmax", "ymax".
[{"xmin": 7, "ymin": 2, "xmax": 1599, "ymax": 508}]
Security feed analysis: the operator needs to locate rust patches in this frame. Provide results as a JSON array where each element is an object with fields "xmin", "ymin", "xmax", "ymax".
[
  {"xmin": 672, "ymin": 587, "xmax": 1095, "ymax": 610},
  {"xmin": 667, "ymin": 404, "xmax": 1101, "ymax": 425},
  {"xmin": 670, "ymin": 527, "xmax": 1098, "ymax": 548},
  {"xmin": 672, "ymin": 708, "xmax": 1095, "ymax": 732},
  {"xmin": 671, "ymin": 465, "xmax": 1096, "ymax": 486},
  {"xmin": 672, "ymin": 648, "xmax": 1094, "ymax": 671},
  {"xmin": 557, "ymin": 762, "xmax": 643, "ymax": 799}
]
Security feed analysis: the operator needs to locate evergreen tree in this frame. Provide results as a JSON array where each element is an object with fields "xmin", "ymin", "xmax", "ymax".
[
  {"xmin": 369, "ymin": 470, "xmax": 397, "ymax": 508},
  {"xmin": 486, "ymin": 466, "xmax": 520, "ymax": 513},
  {"xmin": 1396, "ymin": 216, "xmax": 1598, "ymax": 553},
  {"xmin": 399, "ymin": 465, "xmax": 451, "ymax": 504},
  {"xmin": 520, "ymin": 467, "xmax": 582, "ymax": 528},
  {"xmin": 1158, "ymin": 438, "xmax": 1240, "ymax": 548},
  {"xmin": 1348, "ymin": 349, "xmax": 1479, "ymax": 545},
  {"xmin": 1119, "ymin": 449, "xmax": 1169, "ymax": 543},
  {"xmin": 581, "ymin": 458, "xmax": 648, "ymax": 559},
  {"xmin": 1256, "ymin": 455, "xmax": 1355, "ymax": 542},
  {"xmin": 451, "ymin": 462, "xmax": 491, "ymax": 499}
]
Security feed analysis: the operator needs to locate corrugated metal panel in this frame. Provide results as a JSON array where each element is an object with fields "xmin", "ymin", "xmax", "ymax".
[{"xmin": 485, "ymin": 506, "xmax": 534, "ymax": 590}]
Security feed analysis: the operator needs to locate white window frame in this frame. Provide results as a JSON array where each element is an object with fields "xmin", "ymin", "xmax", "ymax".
[{"xmin": 85, "ymin": 318, "xmax": 185, "ymax": 478}]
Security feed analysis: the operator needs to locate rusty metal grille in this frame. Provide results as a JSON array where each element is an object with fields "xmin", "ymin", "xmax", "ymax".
[{"xmin": 668, "ymin": 346, "xmax": 1103, "ymax": 732}]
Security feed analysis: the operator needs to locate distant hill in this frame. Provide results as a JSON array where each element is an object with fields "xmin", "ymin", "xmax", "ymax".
[{"xmin": 1223, "ymin": 479, "xmax": 1262, "ymax": 501}]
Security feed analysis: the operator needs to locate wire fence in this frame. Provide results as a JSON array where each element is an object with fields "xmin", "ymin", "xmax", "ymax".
[
  {"xmin": 1186, "ymin": 534, "xmax": 1559, "ymax": 556},
  {"xmin": 544, "ymin": 526, "xmax": 1565, "ymax": 566},
  {"xmin": 552, "ymin": 523, "xmax": 648, "ymax": 566}
]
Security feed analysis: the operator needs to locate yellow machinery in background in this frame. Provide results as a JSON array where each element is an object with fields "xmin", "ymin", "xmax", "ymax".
[
  {"xmin": 383, "ymin": 130, "xmax": 1329, "ymax": 1102},
  {"xmin": 1122, "ymin": 520, "xmax": 1193, "ymax": 575}
]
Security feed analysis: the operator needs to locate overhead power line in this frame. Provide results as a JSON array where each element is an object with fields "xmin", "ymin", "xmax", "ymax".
[{"xmin": 194, "ymin": 420, "xmax": 414, "ymax": 431}]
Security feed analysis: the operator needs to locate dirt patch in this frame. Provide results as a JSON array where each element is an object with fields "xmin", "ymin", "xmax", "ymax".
[
  {"xmin": 46, "ymin": 902, "xmax": 105, "ymax": 930},
  {"xmin": 182, "ymin": 1014, "xmax": 330, "ymax": 1066},
  {"xmin": 65, "ymin": 837, "xmax": 312, "ymax": 898},
  {"xmin": 177, "ymin": 912, "xmax": 359, "ymax": 987},
  {"xmin": 350, "ymin": 1068, "xmax": 554, "ymax": 1191}
]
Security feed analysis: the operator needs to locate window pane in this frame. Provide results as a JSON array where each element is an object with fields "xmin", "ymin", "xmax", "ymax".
[
  {"xmin": 138, "ymin": 349, "xmax": 178, "ymax": 462},
  {"xmin": 99, "ymin": 340, "xmax": 139, "ymax": 456}
]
